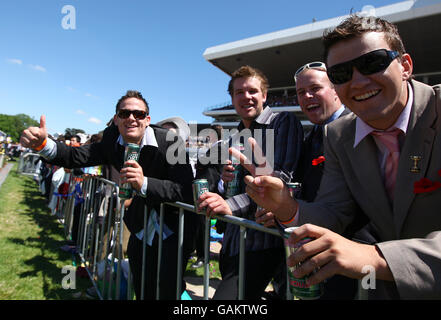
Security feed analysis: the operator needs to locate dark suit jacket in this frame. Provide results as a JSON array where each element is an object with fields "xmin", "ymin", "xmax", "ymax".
[
  {"xmin": 296, "ymin": 108, "xmax": 351, "ymax": 202},
  {"xmin": 49, "ymin": 123, "xmax": 194, "ymax": 235}
]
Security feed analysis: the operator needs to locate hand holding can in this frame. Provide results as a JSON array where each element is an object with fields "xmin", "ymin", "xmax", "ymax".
[
  {"xmin": 284, "ymin": 227, "xmax": 324, "ymax": 300},
  {"xmin": 119, "ymin": 143, "xmax": 141, "ymax": 199},
  {"xmin": 192, "ymin": 179, "xmax": 209, "ymax": 214}
]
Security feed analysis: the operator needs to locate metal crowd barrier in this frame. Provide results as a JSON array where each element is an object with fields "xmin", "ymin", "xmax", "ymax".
[
  {"xmin": 51, "ymin": 174, "xmax": 131, "ymax": 300},
  {"xmin": 156, "ymin": 201, "xmax": 291, "ymax": 300},
  {"xmin": 17, "ymin": 152, "xmax": 41, "ymax": 177},
  {"xmin": 17, "ymin": 153, "xmax": 298, "ymax": 300}
]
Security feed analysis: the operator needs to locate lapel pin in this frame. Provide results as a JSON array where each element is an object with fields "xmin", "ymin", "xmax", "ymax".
[{"xmin": 410, "ymin": 156, "xmax": 422, "ymax": 173}]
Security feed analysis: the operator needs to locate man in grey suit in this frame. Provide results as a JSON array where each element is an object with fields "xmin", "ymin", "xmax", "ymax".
[
  {"xmin": 236, "ymin": 15, "xmax": 441, "ymax": 299},
  {"xmin": 293, "ymin": 61, "xmax": 372, "ymax": 299}
]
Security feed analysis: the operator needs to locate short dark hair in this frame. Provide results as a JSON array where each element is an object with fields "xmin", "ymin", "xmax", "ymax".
[
  {"xmin": 115, "ymin": 90, "xmax": 149, "ymax": 114},
  {"xmin": 227, "ymin": 65, "xmax": 269, "ymax": 97},
  {"xmin": 322, "ymin": 15, "xmax": 406, "ymax": 63}
]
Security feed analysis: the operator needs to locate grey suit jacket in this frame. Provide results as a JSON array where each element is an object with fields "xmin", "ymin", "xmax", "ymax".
[{"xmin": 298, "ymin": 80, "xmax": 441, "ymax": 299}]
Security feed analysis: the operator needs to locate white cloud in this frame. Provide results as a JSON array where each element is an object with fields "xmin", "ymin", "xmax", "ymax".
[
  {"xmin": 66, "ymin": 86, "xmax": 77, "ymax": 93},
  {"xmin": 88, "ymin": 117, "xmax": 102, "ymax": 124},
  {"xmin": 29, "ymin": 64, "xmax": 47, "ymax": 72},
  {"xmin": 85, "ymin": 93, "xmax": 99, "ymax": 99},
  {"xmin": 76, "ymin": 109, "xmax": 86, "ymax": 115},
  {"xmin": 6, "ymin": 58, "xmax": 23, "ymax": 65}
]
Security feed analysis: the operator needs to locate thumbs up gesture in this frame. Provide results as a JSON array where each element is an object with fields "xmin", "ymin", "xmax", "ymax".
[{"xmin": 20, "ymin": 115, "xmax": 48, "ymax": 150}]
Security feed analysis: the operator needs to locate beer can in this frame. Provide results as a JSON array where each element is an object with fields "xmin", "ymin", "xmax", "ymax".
[
  {"xmin": 119, "ymin": 143, "xmax": 141, "ymax": 199},
  {"xmin": 192, "ymin": 179, "xmax": 209, "ymax": 214},
  {"xmin": 287, "ymin": 182, "xmax": 302, "ymax": 198},
  {"xmin": 224, "ymin": 164, "xmax": 240, "ymax": 198},
  {"xmin": 284, "ymin": 227, "xmax": 324, "ymax": 300},
  {"xmin": 224, "ymin": 142, "xmax": 243, "ymax": 198}
]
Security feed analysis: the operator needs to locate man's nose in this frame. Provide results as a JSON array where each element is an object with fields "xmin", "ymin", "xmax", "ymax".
[
  {"xmin": 304, "ymin": 91, "xmax": 315, "ymax": 98},
  {"xmin": 350, "ymin": 67, "xmax": 370, "ymax": 88},
  {"xmin": 127, "ymin": 112, "xmax": 137, "ymax": 120},
  {"xmin": 243, "ymin": 90, "xmax": 253, "ymax": 99}
]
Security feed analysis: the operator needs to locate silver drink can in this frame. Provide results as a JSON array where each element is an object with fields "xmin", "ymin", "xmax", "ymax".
[{"xmin": 119, "ymin": 143, "xmax": 141, "ymax": 199}]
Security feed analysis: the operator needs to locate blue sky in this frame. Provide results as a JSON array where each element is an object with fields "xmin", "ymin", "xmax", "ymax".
[{"xmin": 0, "ymin": 0, "xmax": 401, "ymax": 137}]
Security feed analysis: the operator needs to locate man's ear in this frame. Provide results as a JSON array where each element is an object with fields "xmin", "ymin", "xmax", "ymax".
[{"xmin": 400, "ymin": 53, "xmax": 413, "ymax": 81}]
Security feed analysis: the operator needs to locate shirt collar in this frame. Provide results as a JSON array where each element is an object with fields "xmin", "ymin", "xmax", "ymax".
[
  {"xmin": 117, "ymin": 125, "xmax": 158, "ymax": 148},
  {"xmin": 238, "ymin": 106, "xmax": 274, "ymax": 130},
  {"xmin": 325, "ymin": 105, "xmax": 345, "ymax": 124},
  {"xmin": 353, "ymin": 82, "xmax": 413, "ymax": 148}
]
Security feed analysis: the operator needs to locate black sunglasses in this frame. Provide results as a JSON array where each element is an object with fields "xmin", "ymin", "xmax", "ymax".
[
  {"xmin": 117, "ymin": 109, "xmax": 148, "ymax": 120},
  {"xmin": 326, "ymin": 49, "xmax": 400, "ymax": 84}
]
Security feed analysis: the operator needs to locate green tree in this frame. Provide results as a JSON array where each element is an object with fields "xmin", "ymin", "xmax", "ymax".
[
  {"xmin": 0, "ymin": 113, "xmax": 39, "ymax": 142},
  {"xmin": 64, "ymin": 128, "xmax": 85, "ymax": 138}
]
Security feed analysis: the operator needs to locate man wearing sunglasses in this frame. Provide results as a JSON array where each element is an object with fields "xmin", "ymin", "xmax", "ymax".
[
  {"xmin": 239, "ymin": 15, "xmax": 441, "ymax": 299},
  {"xmin": 20, "ymin": 90, "xmax": 194, "ymax": 300},
  {"xmin": 293, "ymin": 61, "xmax": 372, "ymax": 299}
]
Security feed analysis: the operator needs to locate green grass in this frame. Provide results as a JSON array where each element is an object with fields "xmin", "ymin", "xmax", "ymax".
[
  {"xmin": 0, "ymin": 161, "xmax": 221, "ymax": 300},
  {"xmin": 0, "ymin": 163, "xmax": 90, "ymax": 299},
  {"xmin": 185, "ymin": 252, "xmax": 221, "ymax": 279}
]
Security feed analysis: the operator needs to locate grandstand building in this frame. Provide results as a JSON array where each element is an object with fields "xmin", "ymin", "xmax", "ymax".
[{"xmin": 202, "ymin": 0, "xmax": 441, "ymax": 130}]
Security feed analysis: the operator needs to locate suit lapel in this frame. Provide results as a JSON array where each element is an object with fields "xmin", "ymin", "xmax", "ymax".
[
  {"xmin": 345, "ymin": 135, "xmax": 395, "ymax": 230},
  {"xmin": 394, "ymin": 81, "xmax": 437, "ymax": 235}
]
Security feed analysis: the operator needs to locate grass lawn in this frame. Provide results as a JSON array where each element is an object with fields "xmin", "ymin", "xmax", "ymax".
[
  {"xmin": 0, "ymin": 163, "xmax": 90, "ymax": 299},
  {"xmin": 0, "ymin": 161, "xmax": 221, "ymax": 300}
]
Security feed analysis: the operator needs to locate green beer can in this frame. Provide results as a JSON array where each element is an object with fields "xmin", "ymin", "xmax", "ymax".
[
  {"xmin": 284, "ymin": 227, "xmax": 324, "ymax": 300},
  {"xmin": 224, "ymin": 141, "xmax": 243, "ymax": 198},
  {"xmin": 119, "ymin": 143, "xmax": 141, "ymax": 199},
  {"xmin": 225, "ymin": 164, "xmax": 240, "ymax": 198},
  {"xmin": 192, "ymin": 179, "xmax": 209, "ymax": 214}
]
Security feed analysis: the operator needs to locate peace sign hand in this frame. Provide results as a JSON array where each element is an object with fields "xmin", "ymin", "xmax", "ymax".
[{"xmin": 229, "ymin": 137, "xmax": 298, "ymax": 223}]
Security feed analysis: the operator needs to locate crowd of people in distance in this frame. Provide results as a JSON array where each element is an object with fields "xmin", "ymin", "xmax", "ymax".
[{"xmin": 19, "ymin": 14, "xmax": 441, "ymax": 300}]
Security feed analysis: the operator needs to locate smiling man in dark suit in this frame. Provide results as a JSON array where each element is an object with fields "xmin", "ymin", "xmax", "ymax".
[
  {"xmin": 20, "ymin": 90, "xmax": 194, "ymax": 300},
  {"xmin": 294, "ymin": 61, "xmax": 348, "ymax": 202}
]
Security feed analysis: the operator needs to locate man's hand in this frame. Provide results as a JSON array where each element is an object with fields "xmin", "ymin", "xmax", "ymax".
[
  {"xmin": 120, "ymin": 160, "xmax": 144, "ymax": 191},
  {"xmin": 221, "ymin": 159, "xmax": 236, "ymax": 184},
  {"xmin": 286, "ymin": 224, "xmax": 393, "ymax": 286},
  {"xmin": 255, "ymin": 207, "xmax": 276, "ymax": 227},
  {"xmin": 198, "ymin": 192, "xmax": 232, "ymax": 218},
  {"xmin": 229, "ymin": 137, "xmax": 298, "ymax": 222},
  {"xmin": 20, "ymin": 115, "xmax": 48, "ymax": 150}
]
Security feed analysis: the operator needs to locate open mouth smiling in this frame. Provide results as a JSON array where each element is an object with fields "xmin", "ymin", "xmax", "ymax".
[
  {"xmin": 353, "ymin": 89, "xmax": 381, "ymax": 102},
  {"xmin": 306, "ymin": 103, "xmax": 320, "ymax": 111}
]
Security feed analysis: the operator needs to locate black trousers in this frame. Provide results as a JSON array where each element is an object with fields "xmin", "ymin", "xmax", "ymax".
[
  {"xmin": 127, "ymin": 233, "xmax": 191, "ymax": 300},
  {"xmin": 213, "ymin": 248, "xmax": 286, "ymax": 300}
]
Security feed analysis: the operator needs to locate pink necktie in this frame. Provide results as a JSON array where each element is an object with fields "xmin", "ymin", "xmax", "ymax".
[{"xmin": 371, "ymin": 128, "xmax": 401, "ymax": 200}]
